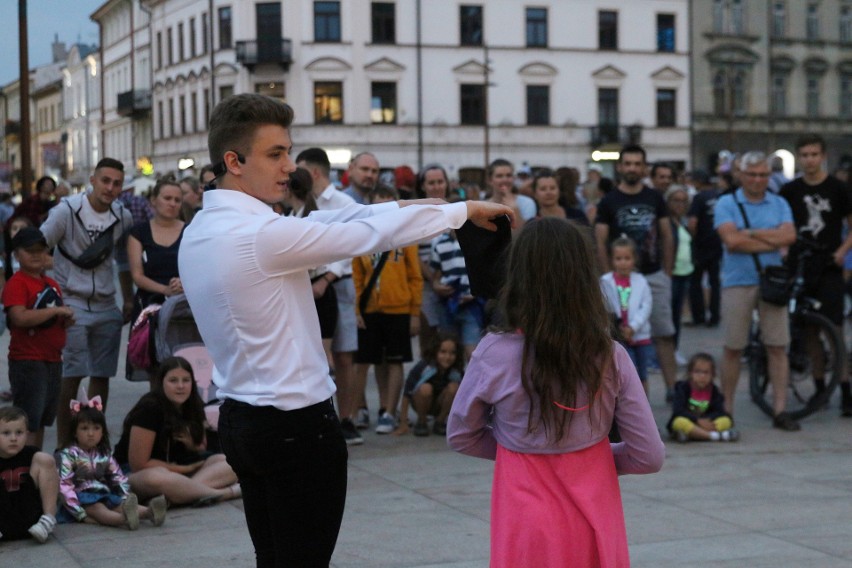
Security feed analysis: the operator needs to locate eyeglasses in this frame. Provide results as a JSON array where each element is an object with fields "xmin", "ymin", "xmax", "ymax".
[{"xmin": 743, "ymin": 172, "xmax": 770, "ymax": 178}]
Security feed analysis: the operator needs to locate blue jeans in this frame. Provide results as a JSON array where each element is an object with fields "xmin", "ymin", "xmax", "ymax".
[
  {"xmin": 218, "ymin": 399, "xmax": 348, "ymax": 567},
  {"xmin": 625, "ymin": 343, "xmax": 654, "ymax": 383}
]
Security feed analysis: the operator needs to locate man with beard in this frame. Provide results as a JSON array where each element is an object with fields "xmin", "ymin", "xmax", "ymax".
[
  {"xmin": 343, "ymin": 152, "xmax": 380, "ymax": 204},
  {"xmin": 595, "ymin": 144, "xmax": 677, "ymax": 403}
]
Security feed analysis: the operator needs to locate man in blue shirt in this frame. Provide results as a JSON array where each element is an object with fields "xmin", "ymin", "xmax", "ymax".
[{"xmin": 715, "ymin": 152, "xmax": 798, "ymax": 431}]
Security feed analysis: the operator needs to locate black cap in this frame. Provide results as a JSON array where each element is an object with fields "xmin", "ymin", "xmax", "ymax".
[{"xmin": 10, "ymin": 227, "xmax": 48, "ymax": 251}]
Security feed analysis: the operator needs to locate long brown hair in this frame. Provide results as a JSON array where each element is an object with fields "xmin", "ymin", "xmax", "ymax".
[{"xmin": 498, "ymin": 217, "xmax": 613, "ymax": 441}]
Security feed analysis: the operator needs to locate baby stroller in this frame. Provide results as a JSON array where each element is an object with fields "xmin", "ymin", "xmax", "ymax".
[{"xmin": 155, "ymin": 294, "xmax": 223, "ymax": 446}]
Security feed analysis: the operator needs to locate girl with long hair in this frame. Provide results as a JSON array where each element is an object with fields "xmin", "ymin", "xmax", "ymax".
[
  {"xmin": 447, "ymin": 217, "xmax": 664, "ymax": 567},
  {"xmin": 113, "ymin": 357, "xmax": 241, "ymax": 507}
]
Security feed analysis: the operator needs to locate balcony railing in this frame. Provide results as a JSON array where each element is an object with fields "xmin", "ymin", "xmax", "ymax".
[
  {"xmin": 235, "ymin": 39, "xmax": 293, "ymax": 71},
  {"xmin": 117, "ymin": 90, "xmax": 152, "ymax": 118},
  {"xmin": 589, "ymin": 124, "xmax": 643, "ymax": 147}
]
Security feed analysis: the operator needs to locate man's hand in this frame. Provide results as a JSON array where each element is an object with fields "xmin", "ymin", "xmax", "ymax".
[
  {"xmin": 122, "ymin": 299, "xmax": 135, "ymax": 323},
  {"xmin": 356, "ymin": 315, "xmax": 366, "ymax": 329},
  {"xmin": 465, "ymin": 201, "xmax": 515, "ymax": 231},
  {"xmin": 311, "ymin": 278, "xmax": 328, "ymax": 299}
]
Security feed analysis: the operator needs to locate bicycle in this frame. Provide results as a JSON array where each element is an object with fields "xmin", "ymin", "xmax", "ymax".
[{"xmin": 748, "ymin": 238, "xmax": 846, "ymax": 421}]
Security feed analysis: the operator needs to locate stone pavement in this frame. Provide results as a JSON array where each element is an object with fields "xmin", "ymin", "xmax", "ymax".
[{"xmin": 1, "ymin": 322, "xmax": 851, "ymax": 567}]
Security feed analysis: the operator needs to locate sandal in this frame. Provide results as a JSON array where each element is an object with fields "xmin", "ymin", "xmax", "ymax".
[
  {"xmin": 192, "ymin": 494, "xmax": 219, "ymax": 508},
  {"xmin": 123, "ymin": 493, "xmax": 140, "ymax": 530},
  {"xmin": 149, "ymin": 494, "xmax": 167, "ymax": 527}
]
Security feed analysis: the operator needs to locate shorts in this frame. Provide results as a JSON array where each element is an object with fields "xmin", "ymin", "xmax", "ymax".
[
  {"xmin": 624, "ymin": 343, "xmax": 654, "ymax": 383},
  {"xmin": 438, "ymin": 302, "xmax": 483, "ymax": 347},
  {"xmin": 355, "ymin": 313, "xmax": 413, "ymax": 365},
  {"xmin": 313, "ymin": 276, "xmax": 338, "ymax": 339},
  {"xmin": 332, "ymin": 278, "xmax": 358, "ymax": 353},
  {"xmin": 9, "ymin": 360, "xmax": 62, "ymax": 431},
  {"xmin": 63, "ymin": 307, "xmax": 123, "ymax": 378},
  {"xmin": 645, "ymin": 270, "xmax": 676, "ymax": 338},
  {"xmin": 722, "ymin": 286, "xmax": 789, "ymax": 350}
]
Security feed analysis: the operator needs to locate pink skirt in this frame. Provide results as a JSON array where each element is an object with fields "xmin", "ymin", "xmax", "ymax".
[{"xmin": 490, "ymin": 438, "xmax": 629, "ymax": 568}]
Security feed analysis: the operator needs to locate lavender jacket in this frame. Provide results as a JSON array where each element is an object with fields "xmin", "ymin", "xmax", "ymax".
[{"xmin": 447, "ymin": 333, "xmax": 665, "ymax": 475}]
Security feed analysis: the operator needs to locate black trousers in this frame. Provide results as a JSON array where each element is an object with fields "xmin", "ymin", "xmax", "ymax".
[
  {"xmin": 219, "ymin": 398, "xmax": 348, "ymax": 568},
  {"xmin": 689, "ymin": 257, "xmax": 721, "ymax": 325}
]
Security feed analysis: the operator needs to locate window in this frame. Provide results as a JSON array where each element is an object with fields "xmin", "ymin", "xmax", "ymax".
[
  {"xmin": 771, "ymin": 73, "xmax": 787, "ymax": 116},
  {"xmin": 179, "ymin": 95, "xmax": 186, "ymax": 134},
  {"xmin": 526, "ymin": 8, "xmax": 547, "ymax": 48},
  {"xmin": 219, "ymin": 85, "xmax": 234, "ymax": 102},
  {"xmin": 167, "ymin": 28, "xmax": 174, "ymax": 65},
  {"xmin": 218, "ymin": 6, "xmax": 232, "ymax": 49},
  {"xmin": 656, "ymin": 14, "xmax": 675, "ymax": 52},
  {"xmin": 460, "ymin": 5, "xmax": 483, "ymax": 46},
  {"xmin": 806, "ymin": 3, "xmax": 820, "ymax": 40},
  {"xmin": 191, "ymin": 92, "xmax": 198, "ymax": 132},
  {"xmin": 157, "ymin": 101, "xmax": 164, "ymax": 139},
  {"xmin": 168, "ymin": 98, "xmax": 174, "ymax": 137},
  {"xmin": 190, "ymin": 18, "xmax": 197, "ymax": 58},
  {"xmin": 656, "ymin": 89, "xmax": 676, "ymax": 127},
  {"xmin": 526, "ymin": 85, "xmax": 549, "ymax": 125},
  {"xmin": 314, "ymin": 2, "xmax": 341, "ymax": 42},
  {"xmin": 842, "ymin": 5, "xmax": 852, "ymax": 43},
  {"xmin": 156, "ymin": 32, "xmax": 162, "ymax": 69},
  {"xmin": 255, "ymin": 81, "xmax": 285, "ymax": 101},
  {"xmin": 772, "ymin": 1, "xmax": 786, "ymax": 37},
  {"xmin": 598, "ymin": 11, "xmax": 617, "ymax": 50},
  {"xmin": 201, "ymin": 13, "xmax": 209, "ymax": 54},
  {"xmin": 178, "ymin": 23, "xmax": 185, "ymax": 61},
  {"xmin": 713, "ymin": 70, "xmax": 727, "ymax": 115},
  {"xmin": 732, "ymin": 71, "xmax": 747, "ymax": 116},
  {"xmin": 841, "ymin": 75, "xmax": 852, "ymax": 118},
  {"xmin": 314, "ymin": 82, "xmax": 343, "ymax": 123},
  {"xmin": 807, "ymin": 75, "xmax": 820, "ymax": 116},
  {"xmin": 372, "ymin": 2, "xmax": 395, "ymax": 44},
  {"xmin": 370, "ymin": 82, "xmax": 396, "ymax": 124},
  {"xmin": 203, "ymin": 88, "xmax": 210, "ymax": 126},
  {"xmin": 460, "ymin": 84, "xmax": 485, "ymax": 125},
  {"xmin": 598, "ymin": 88, "xmax": 618, "ymax": 126},
  {"xmin": 714, "ymin": 0, "xmax": 745, "ymax": 34}
]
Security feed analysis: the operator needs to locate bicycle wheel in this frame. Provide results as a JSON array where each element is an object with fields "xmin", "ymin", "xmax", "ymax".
[
  {"xmin": 748, "ymin": 322, "xmax": 772, "ymax": 417},
  {"xmin": 749, "ymin": 311, "xmax": 845, "ymax": 420}
]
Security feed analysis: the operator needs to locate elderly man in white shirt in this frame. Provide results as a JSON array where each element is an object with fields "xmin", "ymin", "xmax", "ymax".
[{"xmin": 179, "ymin": 93, "xmax": 513, "ymax": 567}]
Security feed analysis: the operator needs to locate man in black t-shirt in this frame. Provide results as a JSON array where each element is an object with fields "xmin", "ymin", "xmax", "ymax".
[
  {"xmin": 780, "ymin": 134, "xmax": 852, "ymax": 417},
  {"xmin": 596, "ymin": 144, "xmax": 676, "ymax": 401},
  {"xmin": 687, "ymin": 171, "xmax": 723, "ymax": 326}
]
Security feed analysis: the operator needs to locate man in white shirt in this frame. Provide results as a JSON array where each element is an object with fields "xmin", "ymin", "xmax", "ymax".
[
  {"xmin": 296, "ymin": 147, "xmax": 364, "ymax": 444},
  {"xmin": 179, "ymin": 93, "xmax": 513, "ymax": 566}
]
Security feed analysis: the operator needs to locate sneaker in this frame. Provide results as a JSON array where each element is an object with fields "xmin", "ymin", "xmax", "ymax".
[
  {"xmin": 773, "ymin": 412, "xmax": 801, "ymax": 432},
  {"xmin": 375, "ymin": 412, "xmax": 396, "ymax": 435},
  {"xmin": 432, "ymin": 421, "xmax": 447, "ymax": 436},
  {"xmin": 123, "ymin": 493, "xmax": 140, "ymax": 530},
  {"xmin": 149, "ymin": 494, "xmax": 167, "ymax": 527},
  {"xmin": 413, "ymin": 421, "xmax": 430, "ymax": 437},
  {"xmin": 721, "ymin": 429, "xmax": 740, "ymax": 442},
  {"xmin": 28, "ymin": 514, "xmax": 56, "ymax": 543},
  {"xmin": 341, "ymin": 418, "xmax": 364, "ymax": 445},
  {"xmin": 355, "ymin": 407, "xmax": 370, "ymax": 430}
]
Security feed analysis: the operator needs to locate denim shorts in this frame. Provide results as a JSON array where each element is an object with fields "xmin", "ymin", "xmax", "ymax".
[{"xmin": 438, "ymin": 303, "xmax": 483, "ymax": 347}]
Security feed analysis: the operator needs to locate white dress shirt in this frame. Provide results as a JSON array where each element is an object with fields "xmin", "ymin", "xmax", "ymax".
[
  {"xmin": 178, "ymin": 189, "xmax": 468, "ymax": 411},
  {"xmin": 315, "ymin": 183, "xmax": 356, "ymax": 277}
]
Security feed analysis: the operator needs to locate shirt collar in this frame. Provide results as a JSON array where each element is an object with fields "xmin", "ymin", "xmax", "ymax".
[
  {"xmin": 735, "ymin": 187, "xmax": 770, "ymax": 205},
  {"xmin": 318, "ymin": 183, "xmax": 337, "ymax": 201},
  {"xmin": 202, "ymin": 189, "xmax": 276, "ymax": 215}
]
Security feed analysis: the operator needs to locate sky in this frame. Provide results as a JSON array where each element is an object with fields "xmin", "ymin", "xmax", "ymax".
[{"xmin": 0, "ymin": 0, "xmax": 104, "ymax": 86}]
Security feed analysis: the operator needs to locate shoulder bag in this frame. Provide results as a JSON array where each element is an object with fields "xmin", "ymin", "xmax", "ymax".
[{"xmin": 734, "ymin": 200, "xmax": 792, "ymax": 306}]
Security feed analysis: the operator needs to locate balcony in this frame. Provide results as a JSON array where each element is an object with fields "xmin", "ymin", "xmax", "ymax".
[
  {"xmin": 117, "ymin": 90, "xmax": 152, "ymax": 118},
  {"xmin": 589, "ymin": 124, "xmax": 643, "ymax": 148},
  {"xmin": 236, "ymin": 39, "xmax": 293, "ymax": 71}
]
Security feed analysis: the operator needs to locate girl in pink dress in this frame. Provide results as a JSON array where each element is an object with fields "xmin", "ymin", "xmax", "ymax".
[{"xmin": 447, "ymin": 217, "xmax": 665, "ymax": 568}]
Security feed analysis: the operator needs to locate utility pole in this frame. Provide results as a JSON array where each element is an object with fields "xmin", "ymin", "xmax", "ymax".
[
  {"xmin": 483, "ymin": 43, "xmax": 490, "ymax": 174},
  {"xmin": 19, "ymin": 0, "xmax": 32, "ymax": 195}
]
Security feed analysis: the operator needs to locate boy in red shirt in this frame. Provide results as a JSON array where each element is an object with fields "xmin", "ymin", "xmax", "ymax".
[{"xmin": 1, "ymin": 227, "xmax": 75, "ymax": 449}]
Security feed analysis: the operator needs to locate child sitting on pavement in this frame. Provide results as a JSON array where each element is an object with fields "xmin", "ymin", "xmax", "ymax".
[
  {"xmin": 57, "ymin": 396, "xmax": 166, "ymax": 529},
  {"xmin": 394, "ymin": 332, "xmax": 464, "ymax": 436},
  {"xmin": 0, "ymin": 406, "xmax": 60, "ymax": 543},
  {"xmin": 667, "ymin": 353, "xmax": 739, "ymax": 443}
]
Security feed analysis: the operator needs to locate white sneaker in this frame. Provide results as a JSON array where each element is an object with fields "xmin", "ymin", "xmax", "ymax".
[
  {"xmin": 28, "ymin": 514, "xmax": 56, "ymax": 543},
  {"xmin": 375, "ymin": 412, "xmax": 396, "ymax": 434}
]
